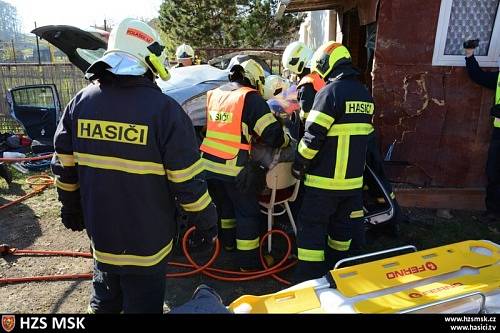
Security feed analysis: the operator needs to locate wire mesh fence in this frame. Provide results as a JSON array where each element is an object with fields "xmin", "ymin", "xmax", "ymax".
[{"xmin": 0, "ymin": 63, "xmax": 87, "ymax": 117}]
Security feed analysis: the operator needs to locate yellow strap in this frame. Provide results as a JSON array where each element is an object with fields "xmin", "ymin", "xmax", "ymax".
[
  {"xmin": 180, "ymin": 190, "xmax": 212, "ymax": 212},
  {"xmin": 74, "ymin": 152, "xmax": 165, "ymax": 176},
  {"xmin": 221, "ymin": 218, "xmax": 236, "ymax": 229},
  {"xmin": 306, "ymin": 110, "xmax": 334, "ymax": 129},
  {"xmin": 496, "ymin": 73, "xmax": 500, "ymax": 105},
  {"xmin": 304, "ymin": 175, "xmax": 363, "ymax": 190},
  {"xmin": 327, "ymin": 236, "xmax": 352, "ymax": 251},
  {"xmin": 92, "ymin": 239, "xmax": 173, "ymax": 267},
  {"xmin": 56, "ymin": 153, "xmax": 76, "ymax": 167},
  {"xmin": 55, "ymin": 178, "xmax": 80, "ymax": 192},
  {"xmin": 237, "ymin": 237, "xmax": 260, "ymax": 250},
  {"xmin": 166, "ymin": 159, "xmax": 204, "ymax": 183},
  {"xmin": 350, "ymin": 210, "xmax": 364, "ymax": 218},
  {"xmin": 327, "ymin": 123, "xmax": 374, "ymax": 136},
  {"xmin": 298, "ymin": 248, "xmax": 325, "ymax": 262},
  {"xmin": 390, "ymin": 192, "xmax": 396, "ymax": 199},
  {"xmin": 300, "ymin": 110, "xmax": 309, "ymax": 121},
  {"xmin": 254, "ymin": 113, "xmax": 277, "ymax": 136},
  {"xmin": 202, "ymin": 158, "xmax": 242, "ymax": 177},
  {"xmin": 298, "ymin": 140, "xmax": 319, "ymax": 160}
]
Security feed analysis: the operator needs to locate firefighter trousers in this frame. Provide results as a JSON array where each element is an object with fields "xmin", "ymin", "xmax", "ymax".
[
  {"xmin": 89, "ymin": 261, "xmax": 166, "ymax": 313},
  {"xmin": 207, "ymin": 179, "xmax": 262, "ymax": 270},
  {"xmin": 294, "ymin": 188, "xmax": 365, "ymax": 283},
  {"xmin": 486, "ymin": 134, "xmax": 500, "ymax": 215}
]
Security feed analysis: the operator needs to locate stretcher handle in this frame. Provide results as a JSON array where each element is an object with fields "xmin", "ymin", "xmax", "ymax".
[
  {"xmin": 333, "ymin": 245, "xmax": 418, "ymax": 270},
  {"xmin": 399, "ymin": 292, "xmax": 487, "ymax": 314}
]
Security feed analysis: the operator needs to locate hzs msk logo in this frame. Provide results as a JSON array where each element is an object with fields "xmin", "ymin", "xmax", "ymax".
[{"xmin": 1, "ymin": 315, "xmax": 15, "ymax": 332}]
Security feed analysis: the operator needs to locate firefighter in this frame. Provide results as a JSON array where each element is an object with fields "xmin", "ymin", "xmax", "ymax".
[
  {"xmin": 51, "ymin": 18, "xmax": 217, "ymax": 313},
  {"xmin": 282, "ymin": 41, "xmax": 324, "ymax": 124},
  {"xmin": 291, "ymin": 41, "xmax": 374, "ymax": 282},
  {"xmin": 200, "ymin": 59, "xmax": 289, "ymax": 270},
  {"xmin": 175, "ymin": 43, "xmax": 195, "ymax": 67},
  {"xmin": 465, "ymin": 45, "xmax": 500, "ymax": 221}
]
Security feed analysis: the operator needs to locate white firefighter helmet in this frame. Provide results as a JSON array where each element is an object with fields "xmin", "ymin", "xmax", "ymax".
[
  {"xmin": 282, "ymin": 41, "xmax": 313, "ymax": 75},
  {"xmin": 176, "ymin": 43, "xmax": 195, "ymax": 60},
  {"xmin": 87, "ymin": 18, "xmax": 170, "ymax": 81},
  {"xmin": 263, "ymin": 75, "xmax": 290, "ymax": 100}
]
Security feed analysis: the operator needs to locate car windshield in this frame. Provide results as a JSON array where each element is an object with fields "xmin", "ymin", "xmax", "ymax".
[{"xmin": 76, "ymin": 48, "xmax": 106, "ymax": 65}]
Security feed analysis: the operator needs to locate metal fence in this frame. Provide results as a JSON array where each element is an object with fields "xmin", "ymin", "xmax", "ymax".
[{"xmin": 0, "ymin": 63, "xmax": 87, "ymax": 116}]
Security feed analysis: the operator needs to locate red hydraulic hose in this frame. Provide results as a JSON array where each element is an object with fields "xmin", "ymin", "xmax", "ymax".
[
  {"xmin": 0, "ymin": 175, "xmax": 54, "ymax": 211},
  {"xmin": 0, "ymin": 227, "xmax": 296, "ymax": 285},
  {"xmin": 0, "ymin": 154, "xmax": 53, "ymax": 163}
]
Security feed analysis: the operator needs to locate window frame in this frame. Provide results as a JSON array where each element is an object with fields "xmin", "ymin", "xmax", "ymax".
[{"xmin": 432, "ymin": 0, "xmax": 500, "ymax": 67}]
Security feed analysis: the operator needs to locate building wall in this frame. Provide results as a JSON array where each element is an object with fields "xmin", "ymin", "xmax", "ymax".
[{"xmin": 373, "ymin": 0, "xmax": 495, "ymax": 187}]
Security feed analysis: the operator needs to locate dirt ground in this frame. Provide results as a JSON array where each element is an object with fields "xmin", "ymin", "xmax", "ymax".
[{"xmin": 1, "ymin": 174, "xmax": 499, "ymax": 313}]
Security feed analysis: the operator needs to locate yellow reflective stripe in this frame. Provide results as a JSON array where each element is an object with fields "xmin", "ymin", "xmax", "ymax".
[
  {"xmin": 327, "ymin": 237, "xmax": 351, "ymax": 251},
  {"xmin": 254, "ymin": 113, "xmax": 277, "ymax": 136},
  {"xmin": 376, "ymin": 197, "xmax": 386, "ymax": 204},
  {"xmin": 202, "ymin": 138, "xmax": 239, "ymax": 155},
  {"xmin": 237, "ymin": 237, "xmax": 260, "ymax": 250},
  {"xmin": 55, "ymin": 178, "xmax": 80, "ymax": 192},
  {"xmin": 92, "ymin": 239, "xmax": 173, "ymax": 267},
  {"xmin": 304, "ymin": 175, "xmax": 363, "ymax": 190},
  {"xmin": 298, "ymin": 248, "xmax": 325, "ymax": 262},
  {"xmin": 306, "ymin": 110, "xmax": 334, "ymax": 129},
  {"xmin": 207, "ymin": 131, "xmax": 241, "ymax": 143},
  {"xmin": 494, "ymin": 118, "xmax": 500, "ymax": 128},
  {"xmin": 350, "ymin": 210, "xmax": 364, "ymax": 218},
  {"xmin": 74, "ymin": 152, "xmax": 165, "ymax": 175},
  {"xmin": 298, "ymin": 140, "xmax": 319, "ymax": 160},
  {"xmin": 56, "ymin": 153, "xmax": 75, "ymax": 167},
  {"xmin": 390, "ymin": 192, "xmax": 396, "ymax": 200},
  {"xmin": 202, "ymin": 158, "xmax": 242, "ymax": 177},
  {"xmin": 221, "ymin": 218, "xmax": 236, "ymax": 229},
  {"xmin": 334, "ymin": 135, "xmax": 350, "ymax": 180},
  {"xmin": 180, "ymin": 190, "xmax": 212, "ymax": 212},
  {"xmin": 327, "ymin": 123, "xmax": 374, "ymax": 136},
  {"xmin": 166, "ymin": 159, "xmax": 203, "ymax": 183}
]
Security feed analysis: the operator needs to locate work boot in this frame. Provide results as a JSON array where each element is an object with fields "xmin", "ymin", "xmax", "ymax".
[{"xmin": 0, "ymin": 164, "xmax": 12, "ymax": 185}]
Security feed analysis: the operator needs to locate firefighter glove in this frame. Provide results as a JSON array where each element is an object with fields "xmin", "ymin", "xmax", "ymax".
[
  {"xmin": 490, "ymin": 104, "xmax": 500, "ymax": 118},
  {"xmin": 291, "ymin": 160, "xmax": 307, "ymax": 180}
]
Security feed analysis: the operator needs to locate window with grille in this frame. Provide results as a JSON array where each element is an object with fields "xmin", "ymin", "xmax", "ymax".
[{"xmin": 432, "ymin": 0, "xmax": 500, "ymax": 67}]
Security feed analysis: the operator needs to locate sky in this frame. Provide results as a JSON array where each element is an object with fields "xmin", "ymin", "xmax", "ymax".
[{"xmin": 6, "ymin": 0, "xmax": 163, "ymax": 33}]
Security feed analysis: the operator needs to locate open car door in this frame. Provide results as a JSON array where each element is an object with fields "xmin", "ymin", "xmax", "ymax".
[
  {"xmin": 6, "ymin": 84, "xmax": 61, "ymax": 146},
  {"xmin": 32, "ymin": 25, "xmax": 107, "ymax": 72}
]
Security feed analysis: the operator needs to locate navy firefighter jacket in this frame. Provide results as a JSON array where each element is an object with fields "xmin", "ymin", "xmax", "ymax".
[{"xmin": 51, "ymin": 75, "xmax": 213, "ymax": 274}]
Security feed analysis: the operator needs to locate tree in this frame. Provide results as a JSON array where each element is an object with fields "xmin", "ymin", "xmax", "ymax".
[
  {"xmin": 0, "ymin": 0, "xmax": 20, "ymax": 41},
  {"xmin": 158, "ymin": 0, "xmax": 303, "ymax": 54},
  {"xmin": 238, "ymin": 0, "xmax": 304, "ymax": 48},
  {"xmin": 159, "ymin": 0, "xmax": 239, "ymax": 55}
]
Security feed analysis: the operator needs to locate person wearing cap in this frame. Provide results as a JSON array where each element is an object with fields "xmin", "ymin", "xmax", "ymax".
[
  {"xmin": 200, "ymin": 59, "xmax": 289, "ymax": 271},
  {"xmin": 292, "ymin": 41, "xmax": 374, "ymax": 282},
  {"xmin": 51, "ymin": 18, "xmax": 218, "ymax": 313},
  {"xmin": 174, "ymin": 43, "xmax": 195, "ymax": 67}
]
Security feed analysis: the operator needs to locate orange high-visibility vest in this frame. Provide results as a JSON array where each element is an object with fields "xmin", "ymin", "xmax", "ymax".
[
  {"xmin": 297, "ymin": 71, "xmax": 326, "ymax": 92},
  {"xmin": 200, "ymin": 86, "xmax": 255, "ymax": 160}
]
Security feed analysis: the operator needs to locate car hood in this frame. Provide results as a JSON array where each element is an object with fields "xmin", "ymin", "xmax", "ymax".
[{"xmin": 32, "ymin": 25, "xmax": 107, "ymax": 72}]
